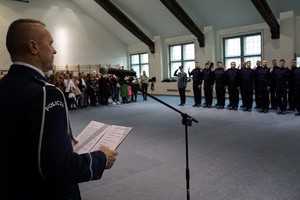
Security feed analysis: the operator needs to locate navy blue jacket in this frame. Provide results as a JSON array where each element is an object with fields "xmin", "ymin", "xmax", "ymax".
[
  {"xmin": 273, "ymin": 66, "xmax": 289, "ymax": 89},
  {"xmin": 188, "ymin": 68, "xmax": 203, "ymax": 83},
  {"xmin": 214, "ymin": 67, "xmax": 226, "ymax": 86},
  {"xmin": 256, "ymin": 67, "xmax": 270, "ymax": 89},
  {"xmin": 0, "ymin": 65, "xmax": 107, "ymax": 200},
  {"xmin": 202, "ymin": 68, "xmax": 215, "ymax": 86},
  {"xmin": 226, "ymin": 68, "xmax": 239, "ymax": 86}
]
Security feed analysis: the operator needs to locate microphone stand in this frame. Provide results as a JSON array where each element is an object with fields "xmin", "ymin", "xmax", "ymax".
[{"xmin": 121, "ymin": 77, "xmax": 198, "ymax": 200}]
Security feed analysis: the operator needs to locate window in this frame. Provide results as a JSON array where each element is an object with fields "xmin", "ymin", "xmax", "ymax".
[
  {"xmin": 223, "ymin": 33, "xmax": 262, "ymax": 69},
  {"xmin": 130, "ymin": 53, "xmax": 149, "ymax": 78},
  {"xmin": 169, "ymin": 43, "xmax": 195, "ymax": 77},
  {"xmin": 297, "ymin": 55, "xmax": 300, "ymax": 67}
]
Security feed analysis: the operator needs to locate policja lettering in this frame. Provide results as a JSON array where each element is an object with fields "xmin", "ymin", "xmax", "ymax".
[{"xmin": 45, "ymin": 100, "xmax": 64, "ymax": 111}]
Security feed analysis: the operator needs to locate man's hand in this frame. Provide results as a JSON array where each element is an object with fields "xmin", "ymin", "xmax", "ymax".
[{"xmin": 99, "ymin": 146, "xmax": 118, "ymax": 169}]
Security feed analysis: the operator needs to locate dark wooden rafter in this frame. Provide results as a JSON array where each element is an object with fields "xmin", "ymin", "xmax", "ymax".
[
  {"xmin": 251, "ymin": 0, "xmax": 280, "ymax": 39},
  {"xmin": 160, "ymin": 0, "xmax": 204, "ymax": 47},
  {"xmin": 94, "ymin": 0, "xmax": 155, "ymax": 53}
]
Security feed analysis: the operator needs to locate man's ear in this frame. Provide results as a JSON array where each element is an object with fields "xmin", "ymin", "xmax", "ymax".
[{"xmin": 28, "ymin": 40, "xmax": 39, "ymax": 55}]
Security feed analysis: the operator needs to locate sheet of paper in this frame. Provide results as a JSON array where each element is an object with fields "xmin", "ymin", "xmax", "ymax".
[
  {"xmin": 73, "ymin": 121, "xmax": 110, "ymax": 154},
  {"xmin": 73, "ymin": 121, "xmax": 132, "ymax": 154},
  {"xmin": 90, "ymin": 125, "xmax": 132, "ymax": 151}
]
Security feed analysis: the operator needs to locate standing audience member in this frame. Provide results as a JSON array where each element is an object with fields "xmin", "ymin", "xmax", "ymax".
[
  {"xmin": 0, "ymin": 18, "xmax": 118, "ymax": 200},
  {"xmin": 110, "ymin": 74, "xmax": 121, "ymax": 104},
  {"xmin": 65, "ymin": 74, "xmax": 77, "ymax": 109},
  {"xmin": 78, "ymin": 72, "xmax": 88, "ymax": 108},
  {"xmin": 130, "ymin": 75, "xmax": 140, "ymax": 102},
  {"xmin": 98, "ymin": 74, "xmax": 111, "ymax": 105},
  {"xmin": 188, "ymin": 61, "xmax": 203, "ymax": 107},
  {"xmin": 53, "ymin": 72, "xmax": 65, "ymax": 92},
  {"xmin": 141, "ymin": 71, "xmax": 149, "ymax": 100},
  {"xmin": 88, "ymin": 73, "xmax": 99, "ymax": 106},
  {"xmin": 68, "ymin": 87, "xmax": 78, "ymax": 109},
  {"xmin": 120, "ymin": 76, "xmax": 129, "ymax": 103},
  {"xmin": 174, "ymin": 65, "xmax": 188, "ymax": 106},
  {"xmin": 63, "ymin": 73, "xmax": 72, "ymax": 109},
  {"xmin": 72, "ymin": 74, "xmax": 82, "ymax": 104}
]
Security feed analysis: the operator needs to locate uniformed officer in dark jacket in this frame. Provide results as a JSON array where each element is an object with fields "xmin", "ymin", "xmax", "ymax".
[
  {"xmin": 288, "ymin": 59, "xmax": 297, "ymax": 111},
  {"xmin": 256, "ymin": 60, "xmax": 271, "ymax": 113},
  {"xmin": 273, "ymin": 59, "xmax": 289, "ymax": 114},
  {"xmin": 239, "ymin": 61, "xmax": 254, "ymax": 111},
  {"xmin": 202, "ymin": 62, "xmax": 215, "ymax": 108},
  {"xmin": 0, "ymin": 18, "xmax": 118, "ymax": 200},
  {"xmin": 214, "ymin": 61, "xmax": 226, "ymax": 109},
  {"xmin": 253, "ymin": 60, "xmax": 262, "ymax": 109},
  {"xmin": 270, "ymin": 59, "xmax": 279, "ymax": 109},
  {"xmin": 226, "ymin": 61, "xmax": 240, "ymax": 110},
  {"xmin": 188, "ymin": 61, "xmax": 203, "ymax": 107},
  {"xmin": 293, "ymin": 67, "xmax": 300, "ymax": 116}
]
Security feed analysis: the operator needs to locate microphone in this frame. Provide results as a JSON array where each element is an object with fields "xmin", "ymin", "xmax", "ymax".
[{"xmin": 99, "ymin": 66, "xmax": 136, "ymax": 77}]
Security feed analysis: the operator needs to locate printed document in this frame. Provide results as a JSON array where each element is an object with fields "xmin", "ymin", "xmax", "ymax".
[{"xmin": 73, "ymin": 120, "xmax": 132, "ymax": 154}]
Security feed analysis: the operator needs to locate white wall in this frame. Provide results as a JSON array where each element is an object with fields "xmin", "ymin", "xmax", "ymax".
[{"xmin": 0, "ymin": 0, "xmax": 127, "ymax": 71}]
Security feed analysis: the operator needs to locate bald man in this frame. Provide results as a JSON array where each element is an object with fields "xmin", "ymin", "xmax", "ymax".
[{"xmin": 0, "ymin": 18, "xmax": 118, "ymax": 200}]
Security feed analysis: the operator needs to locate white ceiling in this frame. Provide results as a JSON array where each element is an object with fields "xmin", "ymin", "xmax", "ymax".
[{"xmin": 72, "ymin": 0, "xmax": 300, "ymax": 45}]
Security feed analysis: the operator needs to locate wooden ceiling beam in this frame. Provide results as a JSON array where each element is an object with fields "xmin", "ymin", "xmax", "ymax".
[
  {"xmin": 94, "ymin": 0, "xmax": 155, "ymax": 53},
  {"xmin": 251, "ymin": 0, "xmax": 280, "ymax": 39},
  {"xmin": 160, "ymin": 0, "xmax": 204, "ymax": 47}
]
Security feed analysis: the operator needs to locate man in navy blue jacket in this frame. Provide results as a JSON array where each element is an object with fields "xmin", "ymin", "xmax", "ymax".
[{"xmin": 0, "ymin": 18, "xmax": 118, "ymax": 200}]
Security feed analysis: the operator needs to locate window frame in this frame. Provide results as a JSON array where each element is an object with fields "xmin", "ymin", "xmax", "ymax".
[
  {"xmin": 168, "ymin": 42, "xmax": 195, "ymax": 78},
  {"xmin": 223, "ymin": 33, "xmax": 262, "ymax": 69},
  {"xmin": 129, "ymin": 52, "xmax": 149, "ymax": 78}
]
